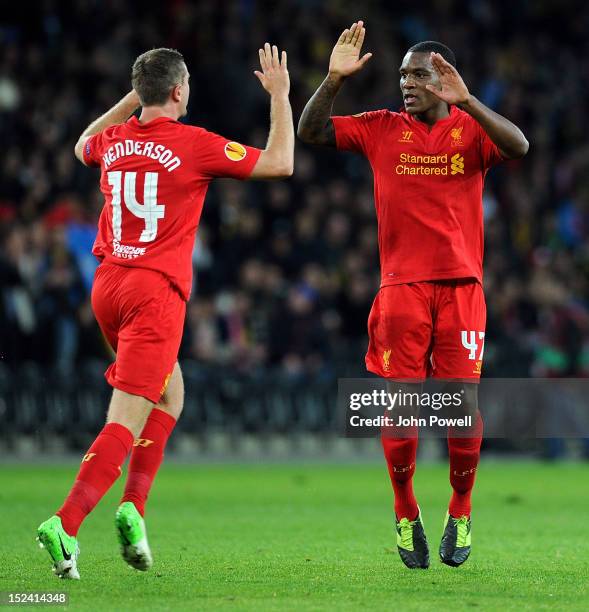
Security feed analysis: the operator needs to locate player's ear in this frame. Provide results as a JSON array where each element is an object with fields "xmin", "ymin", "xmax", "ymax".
[{"xmin": 171, "ymin": 84, "xmax": 182, "ymax": 103}]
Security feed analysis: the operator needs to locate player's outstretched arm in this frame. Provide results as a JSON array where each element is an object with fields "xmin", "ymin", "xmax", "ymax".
[
  {"xmin": 74, "ymin": 90, "xmax": 141, "ymax": 165},
  {"xmin": 297, "ymin": 21, "xmax": 372, "ymax": 147},
  {"xmin": 427, "ymin": 52, "xmax": 529, "ymax": 159},
  {"xmin": 249, "ymin": 43, "xmax": 294, "ymax": 179}
]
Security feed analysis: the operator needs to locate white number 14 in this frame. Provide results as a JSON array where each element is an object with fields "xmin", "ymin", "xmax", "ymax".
[{"xmin": 107, "ymin": 171, "xmax": 165, "ymax": 243}]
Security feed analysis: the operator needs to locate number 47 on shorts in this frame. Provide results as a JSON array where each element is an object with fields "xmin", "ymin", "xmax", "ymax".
[{"xmin": 461, "ymin": 330, "xmax": 485, "ymax": 374}]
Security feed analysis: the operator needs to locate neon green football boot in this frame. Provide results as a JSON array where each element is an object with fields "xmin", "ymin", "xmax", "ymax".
[
  {"xmin": 36, "ymin": 516, "xmax": 80, "ymax": 579},
  {"xmin": 115, "ymin": 502, "xmax": 153, "ymax": 571},
  {"xmin": 439, "ymin": 512, "xmax": 472, "ymax": 566},
  {"xmin": 396, "ymin": 509, "xmax": 430, "ymax": 569}
]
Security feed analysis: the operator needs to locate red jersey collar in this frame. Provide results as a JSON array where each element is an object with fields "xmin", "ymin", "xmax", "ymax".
[
  {"xmin": 401, "ymin": 104, "xmax": 460, "ymax": 129},
  {"xmin": 127, "ymin": 115, "xmax": 179, "ymax": 129}
]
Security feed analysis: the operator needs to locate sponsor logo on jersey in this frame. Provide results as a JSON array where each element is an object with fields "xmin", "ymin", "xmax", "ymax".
[
  {"xmin": 133, "ymin": 438, "xmax": 154, "ymax": 448},
  {"xmin": 450, "ymin": 126, "xmax": 464, "ymax": 147},
  {"xmin": 394, "ymin": 152, "xmax": 466, "ymax": 176},
  {"xmin": 398, "ymin": 130, "xmax": 413, "ymax": 143},
  {"xmin": 450, "ymin": 153, "xmax": 465, "ymax": 175},
  {"xmin": 224, "ymin": 141, "xmax": 247, "ymax": 161},
  {"xmin": 112, "ymin": 240, "xmax": 147, "ymax": 260},
  {"xmin": 383, "ymin": 349, "xmax": 392, "ymax": 372},
  {"xmin": 82, "ymin": 452, "xmax": 96, "ymax": 463}
]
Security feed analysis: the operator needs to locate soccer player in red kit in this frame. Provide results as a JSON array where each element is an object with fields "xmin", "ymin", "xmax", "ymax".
[
  {"xmin": 298, "ymin": 22, "xmax": 528, "ymax": 568},
  {"xmin": 37, "ymin": 45, "xmax": 294, "ymax": 579}
]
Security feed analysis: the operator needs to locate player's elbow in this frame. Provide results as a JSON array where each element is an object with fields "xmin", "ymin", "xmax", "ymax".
[
  {"xmin": 74, "ymin": 138, "xmax": 87, "ymax": 165},
  {"xmin": 503, "ymin": 136, "xmax": 529, "ymax": 160},
  {"xmin": 251, "ymin": 150, "xmax": 293, "ymax": 179},
  {"xmin": 516, "ymin": 137, "xmax": 530, "ymax": 158},
  {"xmin": 297, "ymin": 123, "xmax": 316, "ymax": 145},
  {"xmin": 267, "ymin": 152, "xmax": 293, "ymax": 178},
  {"xmin": 274, "ymin": 161, "xmax": 294, "ymax": 178},
  {"xmin": 297, "ymin": 122, "xmax": 334, "ymax": 147}
]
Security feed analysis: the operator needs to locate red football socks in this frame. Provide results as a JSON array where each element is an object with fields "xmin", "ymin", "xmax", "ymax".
[
  {"xmin": 447, "ymin": 411, "xmax": 484, "ymax": 518},
  {"xmin": 121, "ymin": 408, "xmax": 177, "ymax": 516},
  {"xmin": 56, "ymin": 422, "xmax": 134, "ymax": 536},
  {"xmin": 381, "ymin": 424, "xmax": 419, "ymax": 520}
]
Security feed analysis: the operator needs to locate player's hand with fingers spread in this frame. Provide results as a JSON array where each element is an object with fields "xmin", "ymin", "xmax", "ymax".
[
  {"xmin": 426, "ymin": 52, "xmax": 470, "ymax": 106},
  {"xmin": 254, "ymin": 43, "xmax": 290, "ymax": 97},
  {"xmin": 329, "ymin": 20, "xmax": 372, "ymax": 80}
]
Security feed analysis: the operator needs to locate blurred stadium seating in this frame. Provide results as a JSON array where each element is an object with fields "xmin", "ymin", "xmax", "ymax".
[{"xmin": 1, "ymin": 1, "xmax": 588, "ymax": 455}]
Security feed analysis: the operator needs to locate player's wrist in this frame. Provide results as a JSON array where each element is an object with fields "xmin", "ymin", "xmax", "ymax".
[
  {"xmin": 458, "ymin": 92, "xmax": 474, "ymax": 109},
  {"xmin": 326, "ymin": 71, "xmax": 346, "ymax": 85},
  {"xmin": 270, "ymin": 90, "xmax": 290, "ymax": 101},
  {"xmin": 126, "ymin": 90, "xmax": 141, "ymax": 108}
]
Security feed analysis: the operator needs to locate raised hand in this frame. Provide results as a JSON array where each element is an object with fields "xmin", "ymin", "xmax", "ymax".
[
  {"xmin": 328, "ymin": 21, "xmax": 372, "ymax": 79},
  {"xmin": 426, "ymin": 52, "xmax": 470, "ymax": 106},
  {"xmin": 254, "ymin": 43, "xmax": 290, "ymax": 97}
]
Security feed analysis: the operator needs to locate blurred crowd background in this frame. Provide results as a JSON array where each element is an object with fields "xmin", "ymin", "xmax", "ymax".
[{"xmin": 1, "ymin": 0, "xmax": 589, "ymax": 452}]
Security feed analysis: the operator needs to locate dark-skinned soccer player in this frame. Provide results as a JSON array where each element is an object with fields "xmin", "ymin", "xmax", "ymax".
[{"xmin": 298, "ymin": 21, "xmax": 528, "ymax": 569}]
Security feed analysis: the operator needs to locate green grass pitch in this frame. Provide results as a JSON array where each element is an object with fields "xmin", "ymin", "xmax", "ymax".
[{"xmin": 1, "ymin": 462, "xmax": 588, "ymax": 610}]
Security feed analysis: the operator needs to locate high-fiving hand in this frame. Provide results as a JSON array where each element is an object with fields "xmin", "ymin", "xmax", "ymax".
[
  {"xmin": 426, "ymin": 52, "xmax": 470, "ymax": 106},
  {"xmin": 329, "ymin": 21, "xmax": 373, "ymax": 79},
  {"xmin": 254, "ymin": 43, "xmax": 290, "ymax": 97}
]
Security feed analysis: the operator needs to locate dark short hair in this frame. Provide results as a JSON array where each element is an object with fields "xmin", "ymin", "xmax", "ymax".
[
  {"xmin": 131, "ymin": 48, "xmax": 186, "ymax": 106},
  {"xmin": 407, "ymin": 41, "xmax": 456, "ymax": 67}
]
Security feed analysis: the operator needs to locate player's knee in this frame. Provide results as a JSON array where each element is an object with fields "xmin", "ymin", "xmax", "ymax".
[
  {"xmin": 107, "ymin": 389, "xmax": 153, "ymax": 437},
  {"xmin": 158, "ymin": 397, "xmax": 184, "ymax": 420},
  {"xmin": 441, "ymin": 382, "xmax": 478, "ymax": 419},
  {"xmin": 386, "ymin": 381, "xmax": 423, "ymax": 420},
  {"xmin": 157, "ymin": 363, "xmax": 184, "ymax": 419}
]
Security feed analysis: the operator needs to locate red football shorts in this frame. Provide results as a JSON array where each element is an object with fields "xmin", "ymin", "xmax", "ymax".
[
  {"xmin": 366, "ymin": 280, "xmax": 486, "ymax": 381},
  {"xmin": 91, "ymin": 263, "xmax": 186, "ymax": 403}
]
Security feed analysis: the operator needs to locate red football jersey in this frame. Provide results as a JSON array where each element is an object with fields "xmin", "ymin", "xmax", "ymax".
[
  {"xmin": 83, "ymin": 116, "xmax": 261, "ymax": 300},
  {"xmin": 332, "ymin": 106, "xmax": 503, "ymax": 287}
]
